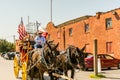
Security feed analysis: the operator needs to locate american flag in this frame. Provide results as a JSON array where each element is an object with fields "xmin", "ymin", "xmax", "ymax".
[{"xmin": 17, "ymin": 17, "xmax": 27, "ymax": 40}]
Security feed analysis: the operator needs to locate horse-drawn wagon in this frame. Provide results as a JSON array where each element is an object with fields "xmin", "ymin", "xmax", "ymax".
[
  {"xmin": 13, "ymin": 35, "xmax": 62, "ymax": 80},
  {"xmin": 14, "ymin": 36, "xmax": 33, "ymax": 80},
  {"xmin": 14, "ymin": 34, "xmax": 87, "ymax": 80}
]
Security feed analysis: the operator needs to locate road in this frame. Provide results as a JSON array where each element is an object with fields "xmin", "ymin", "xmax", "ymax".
[
  {"xmin": 0, "ymin": 56, "xmax": 120, "ymax": 80},
  {"xmin": 0, "ymin": 56, "xmax": 18, "ymax": 80}
]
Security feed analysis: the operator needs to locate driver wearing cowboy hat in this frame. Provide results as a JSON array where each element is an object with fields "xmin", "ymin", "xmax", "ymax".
[{"xmin": 34, "ymin": 30, "xmax": 46, "ymax": 48}]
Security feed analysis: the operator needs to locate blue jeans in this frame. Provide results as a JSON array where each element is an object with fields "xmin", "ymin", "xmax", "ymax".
[{"xmin": 34, "ymin": 44, "xmax": 42, "ymax": 48}]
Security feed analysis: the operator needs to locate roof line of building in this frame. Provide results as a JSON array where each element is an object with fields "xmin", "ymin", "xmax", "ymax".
[
  {"xmin": 55, "ymin": 7, "xmax": 120, "ymax": 28},
  {"xmin": 56, "ymin": 15, "xmax": 92, "ymax": 28}
]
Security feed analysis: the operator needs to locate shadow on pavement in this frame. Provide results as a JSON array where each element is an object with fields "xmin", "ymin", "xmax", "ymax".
[{"xmin": 105, "ymin": 77, "xmax": 120, "ymax": 80}]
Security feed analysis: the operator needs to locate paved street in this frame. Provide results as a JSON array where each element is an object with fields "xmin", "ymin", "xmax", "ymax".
[
  {"xmin": 0, "ymin": 56, "xmax": 17, "ymax": 80},
  {"xmin": 0, "ymin": 56, "xmax": 120, "ymax": 80}
]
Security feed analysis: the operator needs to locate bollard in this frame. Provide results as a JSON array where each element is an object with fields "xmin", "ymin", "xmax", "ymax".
[{"xmin": 98, "ymin": 58, "xmax": 101, "ymax": 73}]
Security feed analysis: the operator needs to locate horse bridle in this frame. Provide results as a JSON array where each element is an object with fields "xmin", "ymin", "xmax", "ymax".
[{"xmin": 66, "ymin": 47, "xmax": 80, "ymax": 68}]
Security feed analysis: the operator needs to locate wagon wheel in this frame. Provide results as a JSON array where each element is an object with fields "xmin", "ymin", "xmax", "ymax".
[
  {"xmin": 22, "ymin": 62, "xmax": 27, "ymax": 80},
  {"xmin": 14, "ymin": 56, "xmax": 20, "ymax": 78}
]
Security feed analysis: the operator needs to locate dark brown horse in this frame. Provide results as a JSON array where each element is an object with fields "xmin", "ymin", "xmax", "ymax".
[
  {"xmin": 76, "ymin": 45, "xmax": 93, "ymax": 71},
  {"xmin": 52, "ymin": 45, "xmax": 85, "ymax": 80},
  {"xmin": 27, "ymin": 40, "xmax": 59, "ymax": 80}
]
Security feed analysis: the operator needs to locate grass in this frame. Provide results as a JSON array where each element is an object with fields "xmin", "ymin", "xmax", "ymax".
[{"xmin": 89, "ymin": 74, "xmax": 106, "ymax": 79}]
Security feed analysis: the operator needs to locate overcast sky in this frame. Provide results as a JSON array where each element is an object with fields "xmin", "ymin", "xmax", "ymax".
[{"xmin": 0, "ymin": 0, "xmax": 120, "ymax": 42}]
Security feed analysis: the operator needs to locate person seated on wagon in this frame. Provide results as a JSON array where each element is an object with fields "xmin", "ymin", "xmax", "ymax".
[{"xmin": 34, "ymin": 31, "xmax": 46, "ymax": 49}]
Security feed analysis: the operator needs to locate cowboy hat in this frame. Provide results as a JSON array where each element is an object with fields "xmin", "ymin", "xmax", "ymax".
[{"xmin": 37, "ymin": 31, "xmax": 43, "ymax": 34}]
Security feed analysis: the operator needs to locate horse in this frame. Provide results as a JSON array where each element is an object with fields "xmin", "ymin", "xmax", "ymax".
[
  {"xmin": 53, "ymin": 45, "xmax": 85, "ymax": 80},
  {"xmin": 76, "ymin": 46, "xmax": 93, "ymax": 71},
  {"xmin": 27, "ymin": 40, "xmax": 59, "ymax": 80}
]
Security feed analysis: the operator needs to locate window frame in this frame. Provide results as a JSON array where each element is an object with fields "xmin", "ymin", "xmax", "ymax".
[
  {"xmin": 106, "ymin": 18, "xmax": 112, "ymax": 29},
  {"xmin": 57, "ymin": 31, "xmax": 60, "ymax": 39},
  {"xmin": 85, "ymin": 24, "xmax": 89, "ymax": 33},
  {"xmin": 69, "ymin": 28, "xmax": 73, "ymax": 36},
  {"xmin": 106, "ymin": 42, "xmax": 112, "ymax": 53},
  {"xmin": 85, "ymin": 44, "xmax": 90, "ymax": 52}
]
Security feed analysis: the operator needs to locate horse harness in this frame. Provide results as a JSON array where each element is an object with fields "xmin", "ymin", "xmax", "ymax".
[{"xmin": 27, "ymin": 48, "xmax": 49, "ymax": 72}]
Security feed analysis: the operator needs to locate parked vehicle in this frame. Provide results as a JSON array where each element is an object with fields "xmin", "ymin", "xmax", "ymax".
[
  {"xmin": 3, "ymin": 53, "xmax": 9, "ymax": 59},
  {"xmin": 4, "ymin": 52, "xmax": 16, "ymax": 60},
  {"xmin": 84, "ymin": 54, "xmax": 120, "ymax": 70},
  {"xmin": 1, "ymin": 52, "xmax": 6, "ymax": 57}
]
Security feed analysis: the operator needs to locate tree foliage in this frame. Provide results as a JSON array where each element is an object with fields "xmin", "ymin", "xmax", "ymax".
[{"xmin": 0, "ymin": 39, "xmax": 15, "ymax": 53}]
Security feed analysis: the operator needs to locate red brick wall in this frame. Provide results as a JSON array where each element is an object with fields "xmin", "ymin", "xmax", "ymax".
[{"xmin": 46, "ymin": 8, "xmax": 120, "ymax": 59}]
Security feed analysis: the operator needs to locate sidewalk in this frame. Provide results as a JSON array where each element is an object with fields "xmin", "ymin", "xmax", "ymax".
[{"xmin": 74, "ymin": 68, "xmax": 120, "ymax": 80}]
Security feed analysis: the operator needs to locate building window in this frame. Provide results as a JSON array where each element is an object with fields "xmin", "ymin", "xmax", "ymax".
[
  {"xmin": 106, "ymin": 42, "xmax": 112, "ymax": 53},
  {"xmin": 85, "ymin": 24, "xmax": 89, "ymax": 32},
  {"xmin": 69, "ymin": 28, "xmax": 73, "ymax": 36},
  {"xmin": 85, "ymin": 44, "xmax": 90, "ymax": 52},
  {"xmin": 106, "ymin": 18, "xmax": 112, "ymax": 29},
  {"xmin": 57, "ymin": 31, "xmax": 60, "ymax": 39}
]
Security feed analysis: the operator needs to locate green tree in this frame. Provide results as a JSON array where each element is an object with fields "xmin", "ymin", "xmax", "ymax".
[{"xmin": 0, "ymin": 39, "xmax": 15, "ymax": 53}]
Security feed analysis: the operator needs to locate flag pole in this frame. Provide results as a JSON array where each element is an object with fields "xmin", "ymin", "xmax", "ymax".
[
  {"xmin": 28, "ymin": 16, "xmax": 29, "ymax": 34},
  {"xmin": 28, "ymin": 16, "xmax": 29, "ymax": 27},
  {"xmin": 21, "ymin": 17, "xmax": 23, "ymax": 24}
]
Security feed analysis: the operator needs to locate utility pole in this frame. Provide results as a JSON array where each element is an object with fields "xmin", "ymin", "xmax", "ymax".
[
  {"xmin": 36, "ymin": 21, "xmax": 40, "ymax": 31},
  {"xmin": 50, "ymin": 0, "xmax": 52, "ymax": 22}
]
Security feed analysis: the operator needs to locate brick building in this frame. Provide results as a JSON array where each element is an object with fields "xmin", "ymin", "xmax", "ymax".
[{"xmin": 46, "ymin": 8, "xmax": 120, "ymax": 59}]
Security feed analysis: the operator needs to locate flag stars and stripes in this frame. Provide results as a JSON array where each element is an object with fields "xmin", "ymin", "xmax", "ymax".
[{"xmin": 17, "ymin": 17, "xmax": 27, "ymax": 40}]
